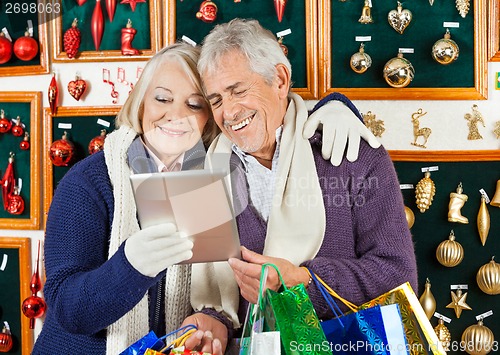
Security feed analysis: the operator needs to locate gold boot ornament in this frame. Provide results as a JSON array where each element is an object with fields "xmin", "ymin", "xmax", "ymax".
[
  {"xmin": 490, "ymin": 179, "xmax": 500, "ymax": 207},
  {"xmin": 477, "ymin": 194, "xmax": 490, "ymax": 246},
  {"xmin": 433, "ymin": 316, "xmax": 451, "ymax": 352},
  {"xmin": 415, "ymin": 170, "xmax": 436, "ymax": 213},
  {"xmin": 419, "ymin": 278, "xmax": 436, "ymax": 320},
  {"xmin": 448, "ymin": 182, "xmax": 468, "ymax": 223}
]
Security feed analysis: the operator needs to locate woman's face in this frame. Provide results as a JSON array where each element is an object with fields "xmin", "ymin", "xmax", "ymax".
[{"xmin": 142, "ymin": 58, "xmax": 210, "ymax": 163}]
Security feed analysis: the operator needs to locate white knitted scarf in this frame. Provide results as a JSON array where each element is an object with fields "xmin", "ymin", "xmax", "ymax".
[
  {"xmin": 104, "ymin": 125, "xmax": 192, "ymax": 354},
  {"xmin": 191, "ymin": 93, "xmax": 326, "ymax": 327}
]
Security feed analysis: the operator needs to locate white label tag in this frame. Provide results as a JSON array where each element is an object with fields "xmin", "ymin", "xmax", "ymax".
[
  {"xmin": 58, "ymin": 123, "xmax": 72, "ymax": 129},
  {"xmin": 434, "ymin": 312, "xmax": 451, "ymax": 323},
  {"xmin": 450, "ymin": 284, "xmax": 468, "ymax": 290},
  {"xmin": 421, "ymin": 166, "xmax": 439, "ymax": 173},
  {"xmin": 476, "ymin": 310, "xmax": 493, "ymax": 321},
  {"xmin": 443, "ymin": 22, "xmax": 460, "ymax": 28},
  {"xmin": 1, "ymin": 28, "xmax": 12, "ymax": 42},
  {"xmin": 479, "ymin": 189, "xmax": 491, "ymax": 204},
  {"xmin": 355, "ymin": 36, "xmax": 372, "ymax": 42},
  {"xmin": 276, "ymin": 28, "xmax": 292, "ymax": 38},
  {"xmin": 27, "ymin": 20, "xmax": 34, "ymax": 36},
  {"xmin": 400, "ymin": 184, "xmax": 414, "ymax": 189},
  {"xmin": 181, "ymin": 36, "xmax": 196, "ymax": 47},
  {"xmin": 97, "ymin": 118, "xmax": 110, "ymax": 127},
  {"xmin": 399, "ymin": 48, "xmax": 414, "ymax": 54}
]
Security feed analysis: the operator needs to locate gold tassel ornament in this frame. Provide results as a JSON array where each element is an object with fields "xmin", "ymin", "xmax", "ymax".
[{"xmin": 415, "ymin": 171, "xmax": 436, "ymax": 213}]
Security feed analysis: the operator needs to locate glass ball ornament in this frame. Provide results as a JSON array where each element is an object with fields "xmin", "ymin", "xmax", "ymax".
[
  {"xmin": 13, "ymin": 30, "xmax": 39, "ymax": 61},
  {"xmin": 0, "ymin": 32, "xmax": 13, "ymax": 65},
  {"xmin": 436, "ymin": 230, "xmax": 464, "ymax": 267},
  {"xmin": 0, "ymin": 322, "xmax": 13, "ymax": 352},
  {"xmin": 49, "ymin": 131, "xmax": 75, "ymax": 167},
  {"xmin": 88, "ymin": 129, "xmax": 107, "ymax": 155},
  {"xmin": 11, "ymin": 116, "xmax": 24, "ymax": 137},
  {"xmin": 350, "ymin": 43, "xmax": 372, "ymax": 74},
  {"xmin": 461, "ymin": 319, "xmax": 495, "ymax": 355},
  {"xmin": 432, "ymin": 29, "xmax": 459, "ymax": 65},
  {"xmin": 476, "ymin": 257, "xmax": 500, "ymax": 295},
  {"xmin": 383, "ymin": 52, "xmax": 415, "ymax": 88},
  {"xmin": 0, "ymin": 109, "xmax": 12, "ymax": 133}
]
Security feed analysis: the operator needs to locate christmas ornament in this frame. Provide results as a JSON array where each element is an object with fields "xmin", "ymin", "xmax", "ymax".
[
  {"xmin": 404, "ymin": 206, "xmax": 414, "ymax": 228},
  {"xmin": 106, "ymin": 0, "xmax": 116, "ymax": 21},
  {"xmin": 75, "ymin": 0, "xmax": 87, "ymax": 5},
  {"xmin": 13, "ymin": 29, "xmax": 38, "ymax": 61},
  {"xmin": 418, "ymin": 278, "xmax": 436, "ymax": 320},
  {"xmin": 350, "ymin": 43, "xmax": 372, "ymax": 74},
  {"xmin": 0, "ymin": 109, "xmax": 12, "ymax": 133},
  {"xmin": 20, "ymin": 132, "xmax": 30, "ymax": 150},
  {"xmin": 446, "ymin": 288, "xmax": 471, "ymax": 318},
  {"xmin": 491, "ymin": 180, "xmax": 500, "ymax": 207},
  {"xmin": 455, "ymin": 0, "xmax": 470, "ymax": 18},
  {"xmin": 22, "ymin": 241, "xmax": 47, "ymax": 329},
  {"xmin": 48, "ymin": 72, "xmax": 59, "ymax": 115},
  {"xmin": 432, "ymin": 29, "xmax": 459, "ymax": 65},
  {"xmin": 88, "ymin": 129, "xmax": 107, "ymax": 154},
  {"xmin": 436, "ymin": 230, "xmax": 464, "ymax": 268},
  {"xmin": 433, "ymin": 318, "xmax": 451, "ymax": 352},
  {"xmin": 120, "ymin": 0, "xmax": 146, "ymax": 11},
  {"xmin": 7, "ymin": 185, "xmax": 24, "ymax": 215},
  {"xmin": 63, "ymin": 18, "xmax": 81, "ymax": 59},
  {"xmin": 49, "ymin": 131, "xmax": 75, "ymax": 167},
  {"xmin": 1, "ymin": 152, "xmax": 15, "ymax": 211},
  {"xmin": 461, "ymin": 319, "xmax": 495, "ymax": 355},
  {"xmin": 362, "ymin": 111, "xmax": 385, "ymax": 137},
  {"xmin": 67, "ymin": 75, "xmax": 87, "ymax": 101},
  {"xmin": 274, "ymin": 0, "xmax": 287, "ymax": 23},
  {"xmin": 410, "ymin": 108, "xmax": 431, "ymax": 148},
  {"xmin": 494, "ymin": 121, "xmax": 500, "ymax": 139},
  {"xmin": 121, "ymin": 19, "xmax": 139, "ymax": 56},
  {"xmin": 464, "ymin": 104, "xmax": 485, "ymax": 140},
  {"xmin": 0, "ymin": 322, "xmax": 13, "ymax": 352},
  {"xmin": 196, "ymin": 1, "xmax": 218, "ymax": 23},
  {"xmin": 11, "ymin": 116, "xmax": 24, "ymax": 137},
  {"xmin": 415, "ymin": 170, "xmax": 435, "ymax": 213},
  {"xmin": 278, "ymin": 37, "xmax": 288, "ymax": 56},
  {"xmin": 477, "ymin": 195, "xmax": 490, "ymax": 246},
  {"xmin": 0, "ymin": 32, "xmax": 13, "ymax": 64},
  {"xmin": 103, "ymin": 68, "xmax": 120, "ymax": 104},
  {"xmin": 358, "ymin": 0, "xmax": 373, "ymax": 24},
  {"xmin": 388, "ymin": 1, "xmax": 412, "ymax": 34},
  {"xmin": 448, "ymin": 182, "xmax": 468, "ymax": 223},
  {"xmin": 383, "ymin": 52, "xmax": 414, "ymax": 88},
  {"xmin": 476, "ymin": 257, "xmax": 500, "ymax": 295},
  {"xmin": 91, "ymin": 0, "xmax": 104, "ymax": 51}
]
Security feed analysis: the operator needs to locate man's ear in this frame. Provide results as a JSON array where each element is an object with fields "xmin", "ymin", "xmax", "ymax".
[{"xmin": 275, "ymin": 63, "xmax": 291, "ymax": 99}]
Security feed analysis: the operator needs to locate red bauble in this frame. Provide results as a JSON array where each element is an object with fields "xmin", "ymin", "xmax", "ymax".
[
  {"xmin": 7, "ymin": 190, "xmax": 24, "ymax": 215},
  {"xmin": 196, "ymin": 1, "xmax": 217, "ymax": 23},
  {"xmin": 0, "ymin": 33, "xmax": 13, "ymax": 64},
  {"xmin": 21, "ymin": 296, "xmax": 46, "ymax": 323},
  {"xmin": 0, "ymin": 110, "xmax": 12, "ymax": 133},
  {"xmin": 20, "ymin": 132, "xmax": 30, "ymax": 150},
  {"xmin": 88, "ymin": 129, "xmax": 107, "ymax": 154},
  {"xmin": 0, "ymin": 323, "xmax": 13, "ymax": 353},
  {"xmin": 91, "ymin": 0, "xmax": 104, "ymax": 51},
  {"xmin": 49, "ymin": 131, "xmax": 75, "ymax": 167},
  {"xmin": 63, "ymin": 18, "xmax": 81, "ymax": 59},
  {"xmin": 13, "ymin": 31, "xmax": 39, "ymax": 61},
  {"xmin": 11, "ymin": 116, "xmax": 24, "ymax": 137}
]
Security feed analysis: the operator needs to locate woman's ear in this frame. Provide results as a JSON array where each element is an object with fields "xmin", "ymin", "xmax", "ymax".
[{"xmin": 275, "ymin": 63, "xmax": 291, "ymax": 99}]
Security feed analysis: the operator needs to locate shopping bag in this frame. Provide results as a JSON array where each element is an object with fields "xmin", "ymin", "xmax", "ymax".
[
  {"xmin": 261, "ymin": 263, "xmax": 330, "ymax": 355},
  {"xmin": 305, "ymin": 269, "xmax": 409, "ymax": 355}
]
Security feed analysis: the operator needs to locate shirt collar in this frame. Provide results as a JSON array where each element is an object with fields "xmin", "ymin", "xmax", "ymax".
[{"xmin": 232, "ymin": 125, "xmax": 283, "ymax": 170}]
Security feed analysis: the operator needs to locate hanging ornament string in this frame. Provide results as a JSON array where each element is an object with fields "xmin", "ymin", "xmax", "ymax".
[{"xmin": 1, "ymin": 152, "xmax": 15, "ymax": 211}]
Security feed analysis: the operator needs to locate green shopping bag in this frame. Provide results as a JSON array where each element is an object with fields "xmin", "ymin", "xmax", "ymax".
[{"xmin": 260, "ymin": 263, "xmax": 330, "ymax": 355}]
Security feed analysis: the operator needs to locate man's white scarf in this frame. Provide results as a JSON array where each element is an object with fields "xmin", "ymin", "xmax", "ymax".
[
  {"xmin": 191, "ymin": 93, "xmax": 326, "ymax": 327},
  {"xmin": 104, "ymin": 126, "xmax": 192, "ymax": 354}
]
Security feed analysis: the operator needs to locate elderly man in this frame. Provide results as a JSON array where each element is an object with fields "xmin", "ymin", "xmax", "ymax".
[{"xmin": 183, "ymin": 18, "xmax": 418, "ymax": 354}]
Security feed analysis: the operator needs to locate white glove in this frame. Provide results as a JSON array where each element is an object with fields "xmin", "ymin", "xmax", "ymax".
[
  {"xmin": 124, "ymin": 223, "xmax": 194, "ymax": 277},
  {"xmin": 303, "ymin": 100, "xmax": 381, "ymax": 166}
]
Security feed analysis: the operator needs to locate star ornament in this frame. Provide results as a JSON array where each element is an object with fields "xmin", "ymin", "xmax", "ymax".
[
  {"xmin": 446, "ymin": 289, "xmax": 472, "ymax": 318},
  {"xmin": 120, "ymin": 0, "xmax": 145, "ymax": 11}
]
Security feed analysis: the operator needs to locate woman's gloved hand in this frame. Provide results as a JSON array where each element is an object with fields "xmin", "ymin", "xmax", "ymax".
[{"xmin": 124, "ymin": 223, "xmax": 194, "ymax": 277}]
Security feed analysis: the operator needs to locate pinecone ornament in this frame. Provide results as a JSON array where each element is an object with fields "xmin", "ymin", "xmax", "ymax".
[
  {"xmin": 455, "ymin": 0, "xmax": 470, "ymax": 17},
  {"xmin": 415, "ymin": 171, "xmax": 436, "ymax": 213},
  {"xmin": 64, "ymin": 18, "xmax": 81, "ymax": 59}
]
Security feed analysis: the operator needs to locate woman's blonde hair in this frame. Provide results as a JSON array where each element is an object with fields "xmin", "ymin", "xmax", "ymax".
[{"xmin": 115, "ymin": 42, "xmax": 219, "ymax": 147}]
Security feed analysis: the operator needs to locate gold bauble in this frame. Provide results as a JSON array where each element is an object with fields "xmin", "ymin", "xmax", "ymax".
[
  {"xmin": 404, "ymin": 206, "xmax": 415, "ymax": 228},
  {"xmin": 415, "ymin": 171, "xmax": 435, "ymax": 213},
  {"xmin": 461, "ymin": 319, "xmax": 495, "ymax": 355},
  {"xmin": 419, "ymin": 278, "xmax": 436, "ymax": 320},
  {"xmin": 477, "ymin": 196, "xmax": 490, "ymax": 246},
  {"xmin": 436, "ymin": 230, "xmax": 464, "ymax": 267},
  {"xmin": 383, "ymin": 52, "xmax": 415, "ymax": 88},
  {"xmin": 476, "ymin": 257, "xmax": 500, "ymax": 295},
  {"xmin": 434, "ymin": 318, "xmax": 451, "ymax": 352},
  {"xmin": 432, "ymin": 29, "xmax": 459, "ymax": 65},
  {"xmin": 350, "ymin": 43, "xmax": 372, "ymax": 74}
]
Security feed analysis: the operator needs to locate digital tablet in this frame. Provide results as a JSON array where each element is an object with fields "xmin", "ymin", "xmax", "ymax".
[{"xmin": 130, "ymin": 169, "xmax": 241, "ymax": 264}]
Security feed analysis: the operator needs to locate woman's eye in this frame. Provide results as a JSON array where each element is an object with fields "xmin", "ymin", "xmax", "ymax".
[
  {"xmin": 155, "ymin": 96, "xmax": 172, "ymax": 103},
  {"xmin": 188, "ymin": 103, "xmax": 203, "ymax": 110}
]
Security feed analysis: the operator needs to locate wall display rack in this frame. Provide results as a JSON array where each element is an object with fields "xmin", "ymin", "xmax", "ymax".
[
  {"xmin": 0, "ymin": 4, "xmax": 49, "ymax": 76},
  {"xmin": 164, "ymin": 0, "xmax": 318, "ymax": 99},
  {"xmin": 0, "ymin": 237, "xmax": 32, "ymax": 355},
  {"xmin": 50, "ymin": 0, "xmax": 161, "ymax": 61},
  {"xmin": 0, "ymin": 92, "xmax": 42, "ymax": 230},
  {"xmin": 319, "ymin": 0, "xmax": 487, "ymax": 100},
  {"xmin": 43, "ymin": 106, "xmax": 119, "ymax": 223},
  {"xmin": 489, "ymin": 0, "xmax": 500, "ymax": 61}
]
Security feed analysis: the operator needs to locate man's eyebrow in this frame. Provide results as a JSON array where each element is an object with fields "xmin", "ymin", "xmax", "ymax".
[{"xmin": 206, "ymin": 93, "xmax": 221, "ymax": 100}]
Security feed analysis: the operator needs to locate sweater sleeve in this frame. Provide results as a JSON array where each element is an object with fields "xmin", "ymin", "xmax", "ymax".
[
  {"xmin": 43, "ymin": 160, "xmax": 158, "ymax": 335},
  {"xmin": 302, "ymin": 144, "xmax": 418, "ymax": 318}
]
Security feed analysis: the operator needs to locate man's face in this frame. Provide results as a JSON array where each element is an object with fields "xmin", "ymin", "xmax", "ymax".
[{"xmin": 202, "ymin": 50, "xmax": 288, "ymax": 159}]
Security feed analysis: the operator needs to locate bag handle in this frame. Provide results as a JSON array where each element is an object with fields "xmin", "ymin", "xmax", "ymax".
[
  {"xmin": 159, "ymin": 324, "xmax": 198, "ymax": 352},
  {"xmin": 257, "ymin": 263, "xmax": 287, "ymax": 309},
  {"xmin": 302, "ymin": 267, "xmax": 357, "ymax": 312}
]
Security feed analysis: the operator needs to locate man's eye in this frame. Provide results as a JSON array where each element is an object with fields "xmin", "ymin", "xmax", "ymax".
[
  {"xmin": 234, "ymin": 90, "xmax": 247, "ymax": 96},
  {"xmin": 210, "ymin": 98, "xmax": 222, "ymax": 109}
]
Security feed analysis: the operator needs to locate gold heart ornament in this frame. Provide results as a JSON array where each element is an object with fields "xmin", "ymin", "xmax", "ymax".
[{"xmin": 388, "ymin": 1, "xmax": 412, "ymax": 34}]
